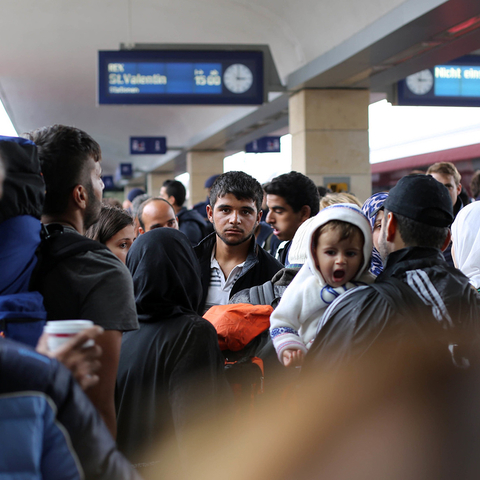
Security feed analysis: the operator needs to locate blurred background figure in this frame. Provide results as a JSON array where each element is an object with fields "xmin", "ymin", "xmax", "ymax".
[
  {"xmin": 122, "ymin": 187, "xmax": 145, "ymax": 213},
  {"xmin": 470, "ymin": 170, "xmax": 480, "ymax": 202},
  {"xmin": 320, "ymin": 192, "xmax": 362, "ymax": 210},
  {"xmin": 192, "ymin": 174, "xmax": 220, "ymax": 221},
  {"xmin": 131, "ymin": 193, "xmax": 151, "ymax": 237},
  {"xmin": 160, "ymin": 179, "xmax": 208, "ymax": 245}
]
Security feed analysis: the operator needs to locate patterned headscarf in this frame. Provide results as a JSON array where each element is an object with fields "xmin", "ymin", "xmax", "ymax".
[{"xmin": 362, "ymin": 192, "xmax": 389, "ymax": 276}]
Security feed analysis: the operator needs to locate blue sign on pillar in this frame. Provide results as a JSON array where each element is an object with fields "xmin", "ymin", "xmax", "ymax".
[
  {"xmin": 115, "ymin": 163, "xmax": 133, "ymax": 184},
  {"xmin": 120, "ymin": 163, "xmax": 133, "ymax": 177},
  {"xmin": 130, "ymin": 137, "xmax": 167, "ymax": 154},
  {"xmin": 245, "ymin": 136, "xmax": 281, "ymax": 153},
  {"xmin": 102, "ymin": 175, "xmax": 115, "ymax": 190}
]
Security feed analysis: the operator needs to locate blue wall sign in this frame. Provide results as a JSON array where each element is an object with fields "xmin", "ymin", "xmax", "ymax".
[
  {"xmin": 130, "ymin": 137, "xmax": 167, "ymax": 155},
  {"xmin": 245, "ymin": 136, "xmax": 281, "ymax": 153},
  {"xmin": 102, "ymin": 175, "xmax": 115, "ymax": 191},
  {"xmin": 397, "ymin": 55, "xmax": 480, "ymax": 106},
  {"xmin": 98, "ymin": 50, "xmax": 264, "ymax": 105},
  {"xmin": 114, "ymin": 163, "xmax": 133, "ymax": 184}
]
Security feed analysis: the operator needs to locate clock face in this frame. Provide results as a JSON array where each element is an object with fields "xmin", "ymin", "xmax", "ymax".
[
  {"xmin": 405, "ymin": 69, "xmax": 434, "ymax": 95},
  {"xmin": 223, "ymin": 64, "xmax": 253, "ymax": 94}
]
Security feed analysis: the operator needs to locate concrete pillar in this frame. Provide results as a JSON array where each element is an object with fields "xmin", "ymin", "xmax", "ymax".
[
  {"xmin": 289, "ymin": 89, "xmax": 371, "ymax": 202},
  {"xmin": 187, "ymin": 151, "xmax": 224, "ymax": 208},
  {"xmin": 146, "ymin": 172, "xmax": 174, "ymax": 196}
]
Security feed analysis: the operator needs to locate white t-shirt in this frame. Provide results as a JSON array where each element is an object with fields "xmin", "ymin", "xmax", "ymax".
[{"xmin": 204, "ymin": 247, "xmax": 245, "ymax": 312}]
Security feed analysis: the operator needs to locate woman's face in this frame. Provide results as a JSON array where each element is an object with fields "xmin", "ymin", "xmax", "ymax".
[
  {"xmin": 372, "ymin": 210, "xmax": 384, "ymax": 251},
  {"xmin": 105, "ymin": 225, "xmax": 135, "ymax": 264}
]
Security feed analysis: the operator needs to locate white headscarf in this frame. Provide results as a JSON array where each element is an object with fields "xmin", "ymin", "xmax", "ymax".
[{"xmin": 451, "ymin": 201, "xmax": 480, "ymax": 289}]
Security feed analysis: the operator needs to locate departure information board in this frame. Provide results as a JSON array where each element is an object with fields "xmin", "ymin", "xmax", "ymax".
[
  {"xmin": 397, "ymin": 56, "xmax": 480, "ymax": 107},
  {"xmin": 98, "ymin": 50, "xmax": 264, "ymax": 105}
]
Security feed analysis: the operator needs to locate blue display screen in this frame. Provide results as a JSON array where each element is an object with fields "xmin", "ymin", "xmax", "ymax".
[
  {"xmin": 397, "ymin": 55, "xmax": 480, "ymax": 106},
  {"xmin": 108, "ymin": 62, "xmax": 222, "ymax": 95},
  {"xmin": 434, "ymin": 65, "xmax": 480, "ymax": 97},
  {"xmin": 98, "ymin": 50, "xmax": 264, "ymax": 105}
]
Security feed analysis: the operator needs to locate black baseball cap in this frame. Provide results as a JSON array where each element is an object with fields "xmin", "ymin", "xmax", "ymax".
[{"xmin": 382, "ymin": 174, "xmax": 454, "ymax": 227}]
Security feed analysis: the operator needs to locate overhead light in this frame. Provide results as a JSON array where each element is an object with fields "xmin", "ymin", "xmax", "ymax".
[{"xmin": 443, "ymin": 15, "xmax": 480, "ymax": 37}]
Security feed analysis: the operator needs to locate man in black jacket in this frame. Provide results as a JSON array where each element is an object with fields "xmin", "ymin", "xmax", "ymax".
[
  {"xmin": 195, "ymin": 171, "xmax": 282, "ymax": 313},
  {"xmin": 305, "ymin": 174, "xmax": 480, "ymax": 372},
  {"xmin": 160, "ymin": 179, "xmax": 208, "ymax": 245}
]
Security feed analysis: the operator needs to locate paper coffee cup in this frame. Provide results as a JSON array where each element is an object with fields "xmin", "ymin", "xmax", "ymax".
[{"xmin": 44, "ymin": 320, "xmax": 95, "ymax": 351}]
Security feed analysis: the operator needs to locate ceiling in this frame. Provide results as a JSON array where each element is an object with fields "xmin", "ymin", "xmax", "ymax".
[{"xmin": 1, "ymin": 0, "xmax": 479, "ymax": 183}]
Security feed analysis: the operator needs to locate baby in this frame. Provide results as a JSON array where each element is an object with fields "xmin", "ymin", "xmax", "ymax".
[{"xmin": 269, "ymin": 203, "xmax": 374, "ymax": 367}]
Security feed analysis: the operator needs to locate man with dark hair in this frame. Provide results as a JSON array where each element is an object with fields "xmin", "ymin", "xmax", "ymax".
[
  {"xmin": 160, "ymin": 179, "xmax": 207, "ymax": 245},
  {"xmin": 194, "ymin": 171, "xmax": 282, "ymax": 312},
  {"xmin": 264, "ymin": 171, "xmax": 320, "ymax": 264},
  {"xmin": 426, "ymin": 162, "xmax": 463, "ymax": 265},
  {"xmin": 304, "ymin": 174, "xmax": 480, "ymax": 372},
  {"xmin": 122, "ymin": 187, "xmax": 145, "ymax": 212},
  {"xmin": 24, "ymin": 125, "xmax": 138, "ymax": 438},
  {"xmin": 137, "ymin": 197, "xmax": 179, "ymax": 234}
]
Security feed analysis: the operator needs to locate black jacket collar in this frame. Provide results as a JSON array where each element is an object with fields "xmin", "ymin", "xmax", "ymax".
[{"xmin": 378, "ymin": 246, "xmax": 447, "ymax": 281}]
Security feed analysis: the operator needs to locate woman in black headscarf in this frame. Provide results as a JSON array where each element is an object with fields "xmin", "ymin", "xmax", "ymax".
[{"xmin": 115, "ymin": 228, "xmax": 230, "ymax": 470}]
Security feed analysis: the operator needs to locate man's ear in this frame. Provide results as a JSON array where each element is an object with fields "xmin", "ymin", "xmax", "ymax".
[
  {"xmin": 440, "ymin": 229, "xmax": 452, "ymax": 252},
  {"xmin": 456, "ymin": 183, "xmax": 462, "ymax": 197},
  {"xmin": 138, "ymin": 226, "xmax": 145, "ymax": 235},
  {"xmin": 72, "ymin": 185, "xmax": 87, "ymax": 210},
  {"xmin": 385, "ymin": 212, "xmax": 397, "ymax": 243},
  {"xmin": 206, "ymin": 204, "xmax": 214, "ymax": 223},
  {"xmin": 299, "ymin": 205, "xmax": 311, "ymax": 223}
]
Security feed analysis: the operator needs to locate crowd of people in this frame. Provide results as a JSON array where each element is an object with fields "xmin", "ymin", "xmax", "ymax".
[{"xmin": 1, "ymin": 124, "xmax": 480, "ymax": 478}]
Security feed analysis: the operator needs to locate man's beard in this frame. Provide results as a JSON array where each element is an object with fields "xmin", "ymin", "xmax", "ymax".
[
  {"xmin": 84, "ymin": 181, "xmax": 102, "ymax": 230},
  {"xmin": 213, "ymin": 220, "xmax": 256, "ymax": 247},
  {"xmin": 377, "ymin": 223, "xmax": 390, "ymax": 262}
]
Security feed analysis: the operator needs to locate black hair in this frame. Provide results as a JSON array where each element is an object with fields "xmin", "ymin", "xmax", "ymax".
[
  {"xmin": 387, "ymin": 209, "xmax": 449, "ymax": 249},
  {"xmin": 264, "ymin": 171, "xmax": 320, "ymax": 216},
  {"xmin": 137, "ymin": 197, "xmax": 174, "ymax": 230},
  {"xmin": 23, "ymin": 125, "xmax": 101, "ymax": 216},
  {"xmin": 162, "ymin": 179, "xmax": 186, "ymax": 207},
  {"xmin": 317, "ymin": 185, "xmax": 332, "ymax": 198},
  {"xmin": 85, "ymin": 205, "xmax": 134, "ymax": 244},
  {"xmin": 209, "ymin": 171, "xmax": 263, "ymax": 212}
]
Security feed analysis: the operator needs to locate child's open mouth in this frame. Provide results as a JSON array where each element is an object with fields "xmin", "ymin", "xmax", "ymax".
[{"xmin": 333, "ymin": 270, "xmax": 345, "ymax": 281}]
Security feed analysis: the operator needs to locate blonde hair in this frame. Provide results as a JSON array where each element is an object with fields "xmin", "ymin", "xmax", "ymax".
[
  {"xmin": 426, "ymin": 162, "xmax": 461, "ymax": 186},
  {"xmin": 320, "ymin": 192, "xmax": 362, "ymax": 210}
]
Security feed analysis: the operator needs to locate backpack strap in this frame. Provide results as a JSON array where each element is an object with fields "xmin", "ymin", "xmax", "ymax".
[
  {"xmin": 262, "ymin": 281, "xmax": 275, "ymax": 306},
  {"xmin": 249, "ymin": 285, "xmax": 262, "ymax": 305},
  {"xmin": 249, "ymin": 280, "xmax": 275, "ymax": 306}
]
